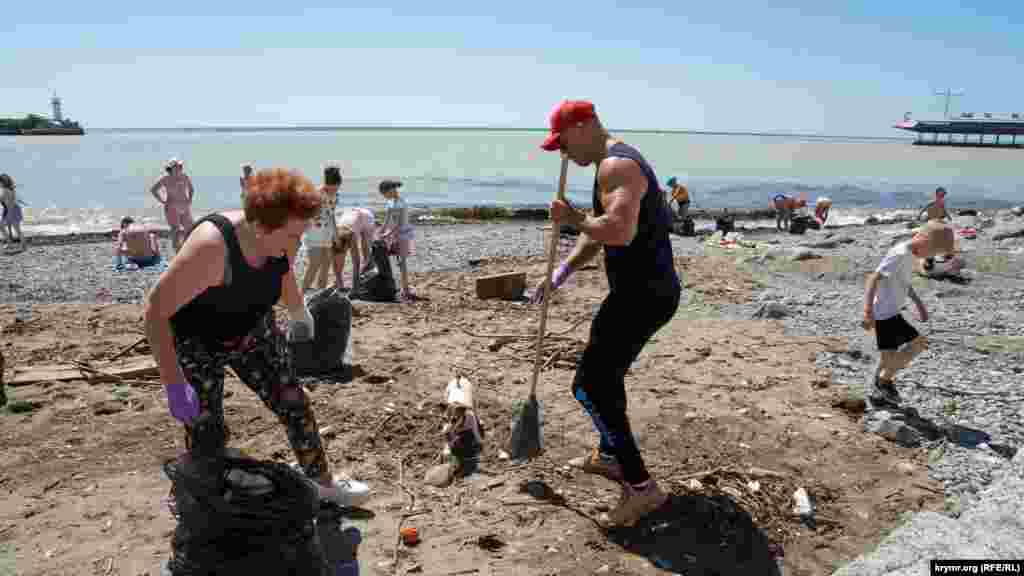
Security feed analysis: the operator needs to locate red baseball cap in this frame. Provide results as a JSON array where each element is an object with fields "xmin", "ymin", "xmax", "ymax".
[{"xmin": 540, "ymin": 100, "xmax": 596, "ymax": 151}]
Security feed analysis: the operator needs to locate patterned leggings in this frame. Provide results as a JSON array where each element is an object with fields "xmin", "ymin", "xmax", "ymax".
[{"xmin": 175, "ymin": 313, "xmax": 330, "ymax": 481}]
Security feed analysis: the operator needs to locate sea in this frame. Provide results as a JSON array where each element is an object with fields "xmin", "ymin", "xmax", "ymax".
[{"xmin": 1, "ymin": 128, "xmax": 1021, "ymax": 235}]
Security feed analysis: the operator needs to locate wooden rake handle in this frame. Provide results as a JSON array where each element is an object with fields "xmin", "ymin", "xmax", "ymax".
[{"xmin": 529, "ymin": 155, "xmax": 570, "ymax": 398}]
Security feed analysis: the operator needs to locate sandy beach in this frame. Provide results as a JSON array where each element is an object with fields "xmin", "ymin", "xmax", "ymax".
[{"xmin": 2, "ymin": 210, "xmax": 1024, "ymax": 575}]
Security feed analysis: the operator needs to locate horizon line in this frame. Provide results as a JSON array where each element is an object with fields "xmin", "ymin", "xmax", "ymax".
[{"xmin": 84, "ymin": 124, "xmax": 910, "ymax": 142}]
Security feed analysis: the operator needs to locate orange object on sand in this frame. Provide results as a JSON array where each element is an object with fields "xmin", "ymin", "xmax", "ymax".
[{"xmin": 400, "ymin": 526, "xmax": 419, "ymax": 546}]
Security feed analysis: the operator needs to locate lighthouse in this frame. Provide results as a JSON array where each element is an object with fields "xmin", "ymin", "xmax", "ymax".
[{"xmin": 51, "ymin": 92, "xmax": 64, "ymax": 124}]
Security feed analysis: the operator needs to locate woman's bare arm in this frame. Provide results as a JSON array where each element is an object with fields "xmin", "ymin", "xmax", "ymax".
[{"xmin": 144, "ymin": 222, "xmax": 225, "ymax": 383}]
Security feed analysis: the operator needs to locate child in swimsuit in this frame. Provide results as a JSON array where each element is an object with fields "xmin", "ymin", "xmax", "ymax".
[
  {"xmin": 0, "ymin": 174, "xmax": 24, "ymax": 249},
  {"xmin": 379, "ymin": 180, "xmax": 415, "ymax": 301}
]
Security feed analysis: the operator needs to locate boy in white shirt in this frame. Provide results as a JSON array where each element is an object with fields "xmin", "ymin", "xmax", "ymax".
[{"xmin": 862, "ymin": 221, "xmax": 955, "ymax": 407}]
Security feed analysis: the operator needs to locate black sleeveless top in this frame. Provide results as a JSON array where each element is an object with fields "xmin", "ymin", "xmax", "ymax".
[
  {"xmin": 170, "ymin": 214, "xmax": 290, "ymax": 344},
  {"xmin": 593, "ymin": 142, "xmax": 680, "ymax": 295}
]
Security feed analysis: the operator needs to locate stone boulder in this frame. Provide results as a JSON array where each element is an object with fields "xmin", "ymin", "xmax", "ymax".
[
  {"xmin": 862, "ymin": 407, "xmax": 943, "ymax": 448},
  {"xmin": 752, "ymin": 303, "xmax": 791, "ymax": 320},
  {"xmin": 992, "ymin": 224, "xmax": 1024, "ymax": 241}
]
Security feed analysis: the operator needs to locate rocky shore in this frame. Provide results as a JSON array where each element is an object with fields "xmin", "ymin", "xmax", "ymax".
[{"xmin": 2, "ymin": 206, "xmax": 1023, "ymax": 574}]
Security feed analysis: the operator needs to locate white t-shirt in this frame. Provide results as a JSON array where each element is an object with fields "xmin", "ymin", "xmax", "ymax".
[
  {"xmin": 872, "ymin": 241, "xmax": 914, "ymax": 320},
  {"xmin": 304, "ymin": 188, "xmax": 338, "ymax": 247},
  {"xmin": 338, "ymin": 208, "xmax": 375, "ymax": 246}
]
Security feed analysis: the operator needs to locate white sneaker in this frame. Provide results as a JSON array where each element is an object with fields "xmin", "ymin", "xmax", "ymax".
[
  {"xmin": 318, "ymin": 476, "xmax": 371, "ymax": 508},
  {"xmin": 289, "ymin": 462, "xmax": 371, "ymax": 508}
]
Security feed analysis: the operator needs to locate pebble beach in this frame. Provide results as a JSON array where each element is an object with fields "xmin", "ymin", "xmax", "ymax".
[{"xmin": 2, "ymin": 206, "xmax": 1024, "ymax": 574}]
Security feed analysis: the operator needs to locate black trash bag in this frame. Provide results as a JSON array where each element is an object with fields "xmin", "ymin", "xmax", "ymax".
[
  {"xmin": 715, "ymin": 214, "xmax": 735, "ymax": 235},
  {"xmin": 789, "ymin": 215, "xmax": 815, "ymax": 235},
  {"xmin": 672, "ymin": 217, "xmax": 695, "ymax": 237},
  {"xmin": 316, "ymin": 506, "xmax": 362, "ymax": 569},
  {"xmin": 291, "ymin": 288, "xmax": 352, "ymax": 376},
  {"xmin": 163, "ymin": 426, "xmax": 325, "ymax": 576},
  {"xmin": 352, "ymin": 240, "xmax": 398, "ymax": 302}
]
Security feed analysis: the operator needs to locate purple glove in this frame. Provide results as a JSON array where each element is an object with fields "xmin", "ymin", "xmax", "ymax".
[
  {"xmin": 530, "ymin": 262, "xmax": 572, "ymax": 304},
  {"xmin": 165, "ymin": 381, "xmax": 200, "ymax": 424}
]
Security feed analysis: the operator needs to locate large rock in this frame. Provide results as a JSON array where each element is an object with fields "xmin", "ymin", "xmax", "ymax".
[
  {"xmin": 992, "ymin": 224, "xmax": 1024, "ymax": 241},
  {"xmin": 862, "ymin": 411, "xmax": 925, "ymax": 447},
  {"xmin": 789, "ymin": 247, "xmax": 820, "ymax": 261},
  {"xmin": 803, "ymin": 236, "xmax": 854, "ymax": 250},
  {"xmin": 1011, "ymin": 206, "xmax": 1024, "ymax": 217},
  {"xmin": 752, "ymin": 303, "xmax": 791, "ymax": 320},
  {"xmin": 862, "ymin": 408, "xmax": 943, "ymax": 448}
]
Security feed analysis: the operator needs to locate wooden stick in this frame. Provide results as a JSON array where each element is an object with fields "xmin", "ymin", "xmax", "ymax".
[
  {"xmin": 393, "ymin": 456, "xmax": 425, "ymax": 574},
  {"xmin": 529, "ymin": 155, "xmax": 569, "ymax": 400},
  {"xmin": 674, "ymin": 466, "xmax": 788, "ymax": 482},
  {"xmin": 110, "ymin": 336, "xmax": 147, "ymax": 362},
  {"xmin": 70, "ymin": 360, "xmax": 132, "ymax": 383},
  {"xmin": 456, "ymin": 316, "xmax": 586, "ymax": 341}
]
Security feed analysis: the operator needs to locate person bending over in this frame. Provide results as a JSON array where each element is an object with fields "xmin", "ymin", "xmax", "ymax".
[{"xmin": 144, "ymin": 167, "xmax": 370, "ymax": 507}]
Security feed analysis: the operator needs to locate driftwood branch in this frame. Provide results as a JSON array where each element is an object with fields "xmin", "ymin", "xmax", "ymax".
[
  {"xmin": 456, "ymin": 316, "xmax": 587, "ymax": 341},
  {"xmin": 393, "ymin": 456, "xmax": 427, "ymax": 574},
  {"xmin": 673, "ymin": 466, "xmax": 788, "ymax": 483},
  {"xmin": 110, "ymin": 337, "xmax": 147, "ymax": 362}
]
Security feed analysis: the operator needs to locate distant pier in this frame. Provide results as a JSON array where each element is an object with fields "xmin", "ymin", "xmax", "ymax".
[{"xmin": 894, "ymin": 117, "xmax": 1024, "ymax": 149}]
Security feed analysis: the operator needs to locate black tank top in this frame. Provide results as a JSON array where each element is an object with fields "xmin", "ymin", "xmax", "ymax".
[
  {"xmin": 592, "ymin": 142, "xmax": 680, "ymax": 295},
  {"xmin": 170, "ymin": 214, "xmax": 290, "ymax": 344}
]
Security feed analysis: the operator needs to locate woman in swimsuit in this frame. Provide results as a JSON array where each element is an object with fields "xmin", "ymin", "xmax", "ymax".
[{"xmin": 0, "ymin": 174, "xmax": 25, "ymax": 249}]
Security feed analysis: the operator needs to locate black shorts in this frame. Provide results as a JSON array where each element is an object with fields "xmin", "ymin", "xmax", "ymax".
[{"xmin": 875, "ymin": 314, "xmax": 920, "ymax": 351}]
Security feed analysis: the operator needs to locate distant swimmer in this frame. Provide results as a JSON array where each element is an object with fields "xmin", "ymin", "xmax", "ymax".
[
  {"xmin": 666, "ymin": 176, "xmax": 690, "ymax": 220},
  {"xmin": 918, "ymin": 187, "xmax": 954, "ymax": 271},
  {"xmin": 149, "ymin": 158, "xmax": 195, "ymax": 254},
  {"xmin": 918, "ymin": 187, "xmax": 952, "ymax": 223}
]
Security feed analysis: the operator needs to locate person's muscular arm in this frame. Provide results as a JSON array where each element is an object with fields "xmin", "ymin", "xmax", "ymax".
[
  {"xmin": 562, "ymin": 232, "xmax": 602, "ymax": 272},
  {"xmin": 558, "ymin": 157, "xmax": 645, "ymax": 247}
]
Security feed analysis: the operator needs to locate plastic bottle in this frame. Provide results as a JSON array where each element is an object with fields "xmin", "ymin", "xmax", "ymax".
[{"xmin": 342, "ymin": 335, "xmax": 353, "ymax": 367}]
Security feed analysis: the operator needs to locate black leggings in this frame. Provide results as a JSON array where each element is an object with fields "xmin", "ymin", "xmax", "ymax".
[
  {"xmin": 573, "ymin": 287, "xmax": 680, "ymax": 485},
  {"xmin": 175, "ymin": 313, "xmax": 329, "ymax": 480}
]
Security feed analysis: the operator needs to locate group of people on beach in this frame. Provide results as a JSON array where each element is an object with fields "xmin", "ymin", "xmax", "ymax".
[
  {"xmin": 140, "ymin": 99, "xmax": 684, "ymax": 527},
  {"xmin": 139, "ymin": 157, "xmax": 416, "ymax": 299},
  {"xmin": 0, "ymin": 98, "xmax": 925, "ymax": 537}
]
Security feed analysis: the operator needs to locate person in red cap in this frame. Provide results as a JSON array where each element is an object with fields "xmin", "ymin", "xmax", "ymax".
[{"xmin": 533, "ymin": 99, "xmax": 680, "ymax": 527}]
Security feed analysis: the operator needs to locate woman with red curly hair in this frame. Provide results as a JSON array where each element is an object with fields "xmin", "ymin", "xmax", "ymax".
[{"xmin": 144, "ymin": 168, "xmax": 369, "ymax": 507}]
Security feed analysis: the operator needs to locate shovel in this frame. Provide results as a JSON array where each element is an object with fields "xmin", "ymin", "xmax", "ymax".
[{"xmin": 507, "ymin": 155, "xmax": 570, "ymax": 461}]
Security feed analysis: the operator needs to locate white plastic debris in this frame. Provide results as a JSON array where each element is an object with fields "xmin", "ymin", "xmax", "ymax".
[{"xmin": 792, "ymin": 487, "xmax": 814, "ymax": 517}]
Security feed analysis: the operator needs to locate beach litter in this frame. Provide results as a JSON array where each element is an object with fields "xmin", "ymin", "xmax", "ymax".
[
  {"xmin": 792, "ymin": 487, "xmax": 815, "ymax": 528},
  {"xmin": 424, "ymin": 375, "xmax": 485, "ymax": 487},
  {"xmin": 162, "ymin": 415, "xmax": 324, "ymax": 575}
]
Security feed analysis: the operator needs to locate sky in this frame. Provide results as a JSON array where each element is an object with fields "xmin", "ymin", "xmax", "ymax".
[{"xmin": 2, "ymin": 1, "xmax": 1022, "ymax": 136}]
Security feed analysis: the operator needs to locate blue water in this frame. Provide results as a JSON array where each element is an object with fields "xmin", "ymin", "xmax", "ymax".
[{"xmin": 1, "ymin": 128, "xmax": 1019, "ymax": 234}]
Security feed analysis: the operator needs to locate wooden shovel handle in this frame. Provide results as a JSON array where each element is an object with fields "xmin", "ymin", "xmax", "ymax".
[{"xmin": 530, "ymin": 156, "xmax": 570, "ymax": 397}]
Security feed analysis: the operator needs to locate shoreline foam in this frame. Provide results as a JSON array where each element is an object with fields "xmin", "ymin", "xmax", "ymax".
[{"xmin": 13, "ymin": 204, "xmax": 1014, "ymax": 247}]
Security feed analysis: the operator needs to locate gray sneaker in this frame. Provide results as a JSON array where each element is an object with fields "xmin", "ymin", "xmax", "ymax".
[{"xmin": 869, "ymin": 377, "xmax": 901, "ymax": 408}]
